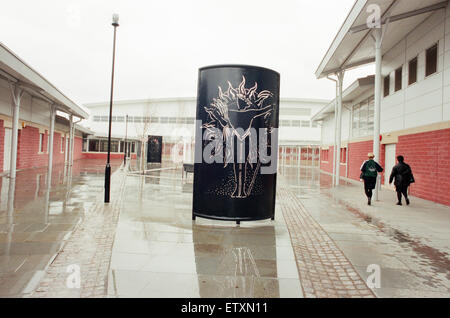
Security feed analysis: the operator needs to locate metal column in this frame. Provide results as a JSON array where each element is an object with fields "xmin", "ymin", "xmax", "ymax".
[
  {"xmin": 8, "ymin": 84, "xmax": 23, "ymax": 179},
  {"xmin": 68, "ymin": 114, "xmax": 73, "ymax": 167},
  {"xmin": 335, "ymin": 71, "xmax": 344, "ymax": 186},
  {"xmin": 372, "ymin": 28, "xmax": 384, "ymax": 200},
  {"xmin": 47, "ymin": 104, "xmax": 56, "ymax": 185}
]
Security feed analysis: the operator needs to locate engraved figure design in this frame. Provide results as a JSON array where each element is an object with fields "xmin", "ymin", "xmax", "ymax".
[{"xmin": 203, "ymin": 76, "xmax": 274, "ymax": 198}]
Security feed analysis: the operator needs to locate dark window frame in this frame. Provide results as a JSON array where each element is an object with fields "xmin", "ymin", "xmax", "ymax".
[
  {"xmin": 383, "ymin": 74, "xmax": 390, "ymax": 97},
  {"xmin": 408, "ymin": 56, "xmax": 418, "ymax": 85},
  {"xmin": 425, "ymin": 43, "xmax": 438, "ymax": 77},
  {"xmin": 395, "ymin": 66, "xmax": 402, "ymax": 92}
]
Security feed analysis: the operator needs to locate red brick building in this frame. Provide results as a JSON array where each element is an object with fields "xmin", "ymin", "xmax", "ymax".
[
  {"xmin": 313, "ymin": 1, "xmax": 450, "ymax": 206},
  {"xmin": 0, "ymin": 42, "xmax": 89, "ymax": 176}
]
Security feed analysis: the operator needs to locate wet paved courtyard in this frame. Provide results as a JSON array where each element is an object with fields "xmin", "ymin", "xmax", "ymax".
[
  {"xmin": 0, "ymin": 159, "xmax": 449, "ymax": 297},
  {"xmin": 0, "ymin": 159, "xmax": 122, "ymax": 297}
]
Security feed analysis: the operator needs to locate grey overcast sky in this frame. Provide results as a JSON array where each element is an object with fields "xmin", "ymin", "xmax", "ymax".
[{"xmin": 1, "ymin": 0, "xmax": 374, "ymax": 104}]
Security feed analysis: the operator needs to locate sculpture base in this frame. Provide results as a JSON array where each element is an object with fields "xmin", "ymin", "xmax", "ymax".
[{"xmin": 192, "ymin": 212, "xmax": 275, "ymax": 225}]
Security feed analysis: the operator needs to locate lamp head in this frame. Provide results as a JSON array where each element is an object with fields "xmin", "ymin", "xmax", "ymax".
[{"xmin": 112, "ymin": 13, "xmax": 119, "ymax": 27}]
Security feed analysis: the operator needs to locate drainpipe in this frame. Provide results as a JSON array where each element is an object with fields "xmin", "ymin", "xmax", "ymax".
[
  {"xmin": 8, "ymin": 83, "xmax": 24, "ymax": 179},
  {"xmin": 47, "ymin": 104, "xmax": 56, "ymax": 186},
  {"xmin": 70, "ymin": 117, "xmax": 82, "ymax": 167},
  {"xmin": 68, "ymin": 114, "xmax": 73, "ymax": 168}
]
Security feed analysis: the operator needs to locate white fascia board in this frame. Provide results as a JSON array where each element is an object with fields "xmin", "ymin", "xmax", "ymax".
[{"xmin": 0, "ymin": 42, "xmax": 88, "ymax": 119}]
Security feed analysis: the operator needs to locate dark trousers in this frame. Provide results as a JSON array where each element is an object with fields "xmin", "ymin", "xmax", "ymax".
[
  {"xmin": 396, "ymin": 186, "xmax": 409, "ymax": 203},
  {"xmin": 363, "ymin": 177, "xmax": 376, "ymax": 199}
]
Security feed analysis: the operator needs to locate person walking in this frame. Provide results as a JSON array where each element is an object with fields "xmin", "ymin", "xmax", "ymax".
[
  {"xmin": 389, "ymin": 155, "xmax": 415, "ymax": 206},
  {"xmin": 360, "ymin": 152, "xmax": 383, "ymax": 205}
]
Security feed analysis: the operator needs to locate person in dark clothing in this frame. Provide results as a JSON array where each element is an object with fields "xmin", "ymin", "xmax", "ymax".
[
  {"xmin": 360, "ymin": 152, "xmax": 383, "ymax": 205},
  {"xmin": 389, "ymin": 155, "xmax": 415, "ymax": 206}
]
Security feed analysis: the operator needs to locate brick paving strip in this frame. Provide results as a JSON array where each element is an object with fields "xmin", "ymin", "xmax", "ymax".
[
  {"xmin": 278, "ymin": 187, "xmax": 376, "ymax": 298},
  {"xmin": 29, "ymin": 167, "xmax": 128, "ymax": 298}
]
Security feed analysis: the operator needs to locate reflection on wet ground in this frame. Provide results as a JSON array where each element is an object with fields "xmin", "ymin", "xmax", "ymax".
[
  {"xmin": 0, "ymin": 159, "xmax": 122, "ymax": 297},
  {"xmin": 108, "ymin": 166, "xmax": 302, "ymax": 298},
  {"xmin": 1, "ymin": 159, "xmax": 448, "ymax": 298},
  {"xmin": 279, "ymin": 166, "xmax": 450, "ymax": 298}
]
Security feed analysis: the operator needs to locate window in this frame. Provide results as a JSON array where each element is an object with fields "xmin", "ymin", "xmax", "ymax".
[
  {"xmin": 131, "ymin": 142, "xmax": 136, "ymax": 153},
  {"xmin": 61, "ymin": 136, "xmax": 64, "ymax": 152},
  {"xmin": 151, "ymin": 117, "xmax": 159, "ymax": 123},
  {"xmin": 116, "ymin": 116, "xmax": 124, "ymax": 122},
  {"xmin": 100, "ymin": 140, "xmax": 109, "ymax": 152},
  {"xmin": 383, "ymin": 75, "xmax": 390, "ymax": 97},
  {"xmin": 395, "ymin": 66, "xmax": 402, "ymax": 92},
  {"xmin": 312, "ymin": 121, "xmax": 318, "ymax": 128},
  {"xmin": 134, "ymin": 116, "xmax": 142, "ymax": 123},
  {"xmin": 340, "ymin": 148, "xmax": 347, "ymax": 164},
  {"xmin": 408, "ymin": 57, "xmax": 417, "ymax": 85},
  {"xmin": 160, "ymin": 117, "xmax": 169, "ymax": 124},
  {"xmin": 352, "ymin": 97, "xmax": 374, "ymax": 138},
  {"xmin": 110, "ymin": 141, "xmax": 119, "ymax": 153},
  {"xmin": 426, "ymin": 43, "xmax": 438, "ymax": 77},
  {"xmin": 186, "ymin": 117, "xmax": 195, "ymax": 124},
  {"xmin": 39, "ymin": 133, "xmax": 44, "ymax": 153},
  {"xmin": 93, "ymin": 116, "xmax": 101, "ymax": 122},
  {"xmin": 301, "ymin": 120, "xmax": 311, "ymax": 128},
  {"xmin": 322, "ymin": 149, "xmax": 329, "ymax": 162},
  {"xmin": 280, "ymin": 120, "xmax": 290, "ymax": 127},
  {"xmin": 89, "ymin": 140, "xmax": 99, "ymax": 152},
  {"xmin": 82, "ymin": 138, "xmax": 88, "ymax": 152},
  {"xmin": 169, "ymin": 117, "xmax": 177, "ymax": 124},
  {"xmin": 100, "ymin": 116, "xmax": 108, "ymax": 122}
]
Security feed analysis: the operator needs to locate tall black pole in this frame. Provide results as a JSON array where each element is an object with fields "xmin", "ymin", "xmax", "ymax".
[
  {"xmin": 105, "ymin": 15, "xmax": 119, "ymax": 203},
  {"xmin": 124, "ymin": 114, "xmax": 128, "ymax": 164}
]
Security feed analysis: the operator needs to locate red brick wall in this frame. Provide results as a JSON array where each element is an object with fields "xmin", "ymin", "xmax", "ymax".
[
  {"xmin": 73, "ymin": 136, "xmax": 83, "ymax": 160},
  {"xmin": 337, "ymin": 129, "xmax": 449, "ymax": 206},
  {"xmin": 396, "ymin": 128, "xmax": 450, "ymax": 206},
  {"xmin": 17, "ymin": 126, "xmax": 49, "ymax": 170},
  {"xmin": 0, "ymin": 120, "xmax": 4, "ymax": 172},
  {"xmin": 53, "ymin": 133, "xmax": 66, "ymax": 165},
  {"xmin": 347, "ymin": 140, "xmax": 373, "ymax": 181},
  {"xmin": 0, "ymin": 125, "xmax": 84, "ymax": 172},
  {"xmin": 320, "ymin": 146, "xmax": 334, "ymax": 173}
]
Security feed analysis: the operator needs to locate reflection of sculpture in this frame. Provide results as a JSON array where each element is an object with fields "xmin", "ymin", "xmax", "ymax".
[
  {"xmin": 193, "ymin": 225, "xmax": 280, "ymax": 297},
  {"xmin": 203, "ymin": 76, "xmax": 274, "ymax": 198}
]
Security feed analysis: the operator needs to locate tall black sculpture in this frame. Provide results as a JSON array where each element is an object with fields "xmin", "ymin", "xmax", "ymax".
[{"xmin": 193, "ymin": 65, "xmax": 280, "ymax": 223}]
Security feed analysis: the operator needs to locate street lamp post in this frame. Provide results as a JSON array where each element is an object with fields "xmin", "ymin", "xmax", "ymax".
[
  {"xmin": 124, "ymin": 114, "xmax": 128, "ymax": 164},
  {"xmin": 105, "ymin": 13, "xmax": 119, "ymax": 203}
]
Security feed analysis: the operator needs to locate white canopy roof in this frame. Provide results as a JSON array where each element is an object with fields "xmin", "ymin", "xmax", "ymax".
[
  {"xmin": 316, "ymin": 0, "xmax": 448, "ymax": 78},
  {"xmin": 0, "ymin": 42, "xmax": 89, "ymax": 119},
  {"xmin": 312, "ymin": 75, "xmax": 374, "ymax": 121}
]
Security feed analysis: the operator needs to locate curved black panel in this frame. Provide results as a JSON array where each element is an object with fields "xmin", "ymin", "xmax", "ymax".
[
  {"xmin": 193, "ymin": 65, "xmax": 280, "ymax": 222},
  {"xmin": 147, "ymin": 135, "xmax": 162, "ymax": 163}
]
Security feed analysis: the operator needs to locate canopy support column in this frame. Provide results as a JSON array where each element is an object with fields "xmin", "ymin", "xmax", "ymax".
[
  {"xmin": 335, "ymin": 71, "xmax": 344, "ymax": 186},
  {"xmin": 8, "ymin": 84, "xmax": 24, "ymax": 179},
  {"xmin": 371, "ymin": 18, "xmax": 389, "ymax": 200}
]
